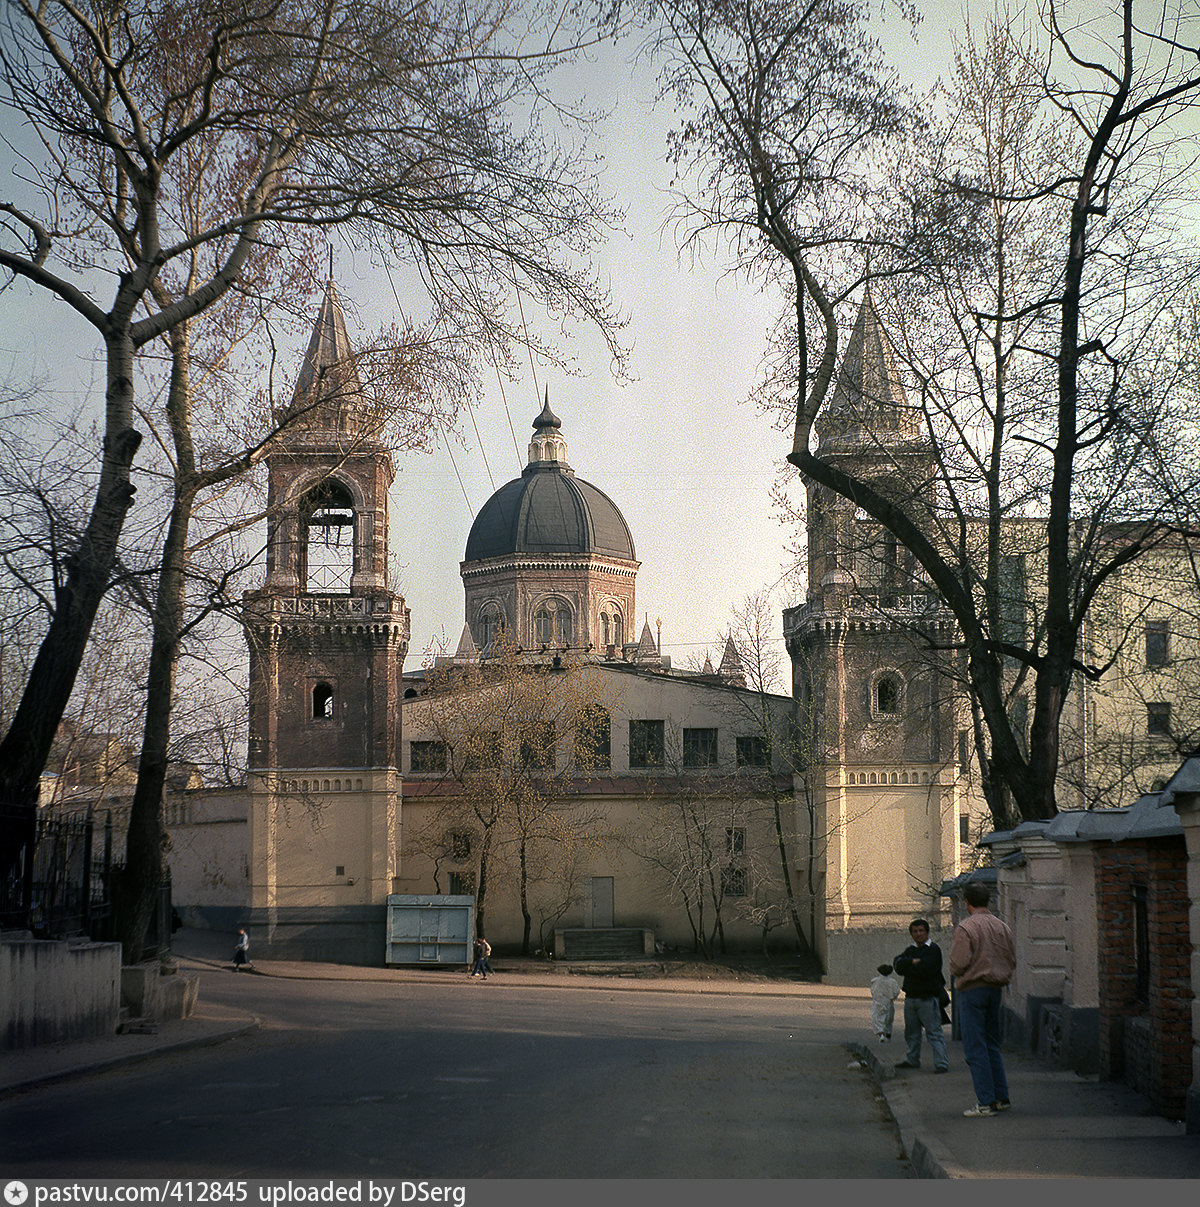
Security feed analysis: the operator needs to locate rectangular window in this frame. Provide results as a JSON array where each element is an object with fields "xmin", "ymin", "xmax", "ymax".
[
  {"xmin": 1147, "ymin": 702, "xmax": 1171, "ymax": 737},
  {"xmin": 736, "ymin": 735, "xmax": 769, "ymax": 767},
  {"xmin": 629, "ymin": 719, "xmax": 665, "ymax": 769},
  {"xmin": 726, "ymin": 826, "xmax": 745, "ymax": 856},
  {"xmin": 575, "ymin": 708, "xmax": 610, "ymax": 771},
  {"xmin": 410, "ymin": 740, "xmax": 448, "ymax": 773},
  {"xmin": 683, "ymin": 727, "xmax": 718, "ymax": 768},
  {"xmin": 721, "ymin": 866, "xmax": 748, "ymax": 897},
  {"xmin": 1145, "ymin": 620, "xmax": 1169, "ymax": 668},
  {"xmin": 520, "ymin": 722, "xmax": 555, "ymax": 771},
  {"xmin": 450, "ymin": 831, "xmax": 472, "ymax": 860},
  {"xmin": 998, "ymin": 554, "xmax": 1029, "ymax": 665},
  {"xmin": 467, "ymin": 731, "xmax": 502, "ymax": 770},
  {"xmin": 958, "ymin": 730, "xmax": 969, "ymax": 775},
  {"xmin": 449, "ymin": 871, "xmax": 475, "ymax": 896},
  {"xmin": 959, "ymin": 814, "xmax": 970, "ymax": 845}
]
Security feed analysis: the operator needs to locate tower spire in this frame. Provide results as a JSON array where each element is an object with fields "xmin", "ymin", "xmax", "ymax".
[
  {"xmin": 527, "ymin": 389, "xmax": 569, "ymax": 468},
  {"xmin": 819, "ymin": 289, "xmax": 918, "ymax": 448},
  {"xmin": 282, "ymin": 278, "xmax": 377, "ymax": 442}
]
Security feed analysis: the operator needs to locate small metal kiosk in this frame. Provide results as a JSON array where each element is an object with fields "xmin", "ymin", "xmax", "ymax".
[{"xmin": 385, "ymin": 893, "xmax": 474, "ymax": 966}]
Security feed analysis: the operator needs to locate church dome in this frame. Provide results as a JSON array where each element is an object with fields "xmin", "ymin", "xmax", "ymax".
[{"xmin": 463, "ymin": 400, "xmax": 636, "ymax": 563}]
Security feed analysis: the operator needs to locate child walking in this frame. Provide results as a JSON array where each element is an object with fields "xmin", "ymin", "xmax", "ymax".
[{"xmin": 870, "ymin": 963, "xmax": 901, "ymax": 1042}]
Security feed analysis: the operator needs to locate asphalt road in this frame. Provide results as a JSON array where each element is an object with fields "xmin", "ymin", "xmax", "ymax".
[{"xmin": 0, "ymin": 969, "xmax": 910, "ymax": 1180}]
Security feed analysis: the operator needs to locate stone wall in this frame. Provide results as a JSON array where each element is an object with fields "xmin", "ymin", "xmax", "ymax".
[{"xmin": 1, "ymin": 938, "xmax": 121, "ymax": 1049}]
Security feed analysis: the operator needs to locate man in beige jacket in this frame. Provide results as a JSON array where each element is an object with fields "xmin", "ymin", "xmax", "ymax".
[{"xmin": 949, "ymin": 882, "xmax": 1016, "ymax": 1118}]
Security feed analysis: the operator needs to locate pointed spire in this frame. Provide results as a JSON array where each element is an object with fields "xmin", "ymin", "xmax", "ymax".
[
  {"xmin": 718, "ymin": 636, "xmax": 746, "ymax": 688},
  {"xmin": 284, "ymin": 279, "xmax": 377, "ymax": 441},
  {"xmin": 634, "ymin": 617, "xmax": 660, "ymax": 665},
  {"xmin": 533, "ymin": 387, "xmax": 561, "ymax": 431},
  {"xmin": 820, "ymin": 287, "xmax": 919, "ymax": 447},
  {"xmin": 701, "ymin": 654, "xmax": 715, "ymax": 675},
  {"xmin": 453, "ymin": 623, "xmax": 479, "ymax": 663},
  {"xmin": 293, "ymin": 278, "xmax": 359, "ymax": 403}
]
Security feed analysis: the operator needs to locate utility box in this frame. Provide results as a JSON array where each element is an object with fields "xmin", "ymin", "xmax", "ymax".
[{"xmin": 385, "ymin": 894, "xmax": 474, "ymax": 966}]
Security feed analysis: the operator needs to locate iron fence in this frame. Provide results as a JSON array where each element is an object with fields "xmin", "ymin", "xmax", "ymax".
[
  {"xmin": 1, "ymin": 805, "xmax": 114, "ymax": 938},
  {"xmin": 2, "ymin": 805, "xmax": 173, "ymax": 958}
]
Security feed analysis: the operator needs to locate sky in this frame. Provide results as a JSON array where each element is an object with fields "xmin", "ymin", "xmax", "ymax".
[
  {"xmin": 0, "ymin": 2, "xmax": 962, "ymax": 680},
  {"xmin": 340, "ymin": 7, "xmax": 960, "ymax": 669}
]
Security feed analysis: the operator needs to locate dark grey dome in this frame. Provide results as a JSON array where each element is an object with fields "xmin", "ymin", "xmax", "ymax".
[{"xmin": 464, "ymin": 464, "xmax": 636, "ymax": 562}]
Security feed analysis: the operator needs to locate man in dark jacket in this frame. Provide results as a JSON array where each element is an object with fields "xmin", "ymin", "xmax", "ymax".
[{"xmin": 893, "ymin": 918, "xmax": 949, "ymax": 1072}]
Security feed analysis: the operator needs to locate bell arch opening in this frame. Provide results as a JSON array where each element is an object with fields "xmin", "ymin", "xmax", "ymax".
[{"xmin": 302, "ymin": 480, "xmax": 355, "ymax": 594}]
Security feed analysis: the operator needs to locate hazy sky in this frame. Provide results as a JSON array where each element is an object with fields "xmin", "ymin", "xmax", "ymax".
[
  {"xmin": 0, "ymin": 2, "xmax": 963, "ymax": 680},
  {"xmin": 365, "ymin": 6, "xmax": 960, "ymax": 669}
]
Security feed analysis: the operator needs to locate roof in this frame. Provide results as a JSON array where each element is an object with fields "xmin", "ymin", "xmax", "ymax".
[
  {"xmin": 463, "ymin": 406, "xmax": 636, "ymax": 563},
  {"xmin": 1158, "ymin": 753, "xmax": 1200, "ymax": 807},
  {"xmin": 819, "ymin": 288, "xmax": 922, "ymax": 447},
  {"xmin": 279, "ymin": 279, "xmax": 379, "ymax": 440},
  {"xmin": 980, "ymin": 794, "xmax": 1185, "ymax": 847},
  {"xmin": 293, "ymin": 279, "xmax": 358, "ymax": 403}
]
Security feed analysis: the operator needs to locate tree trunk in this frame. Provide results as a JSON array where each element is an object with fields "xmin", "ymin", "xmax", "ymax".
[
  {"xmin": 518, "ymin": 836, "xmax": 533, "ymax": 955},
  {"xmin": 0, "ymin": 331, "xmax": 141, "ymax": 878},
  {"xmin": 770, "ymin": 784, "xmax": 811, "ymax": 954},
  {"xmin": 119, "ymin": 328, "xmax": 195, "ymax": 962},
  {"xmin": 475, "ymin": 833, "xmax": 492, "ymax": 939}
]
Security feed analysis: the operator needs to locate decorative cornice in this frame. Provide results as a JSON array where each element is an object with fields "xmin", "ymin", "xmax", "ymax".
[
  {"xmin": 461, "ymin": 554, "xmax": 638, "ymax": 580},
  {"xmin": 243, "ymin": 592, "xmax": 410, "ymax": 641},
  {"xmin": 784, "ymin": 596, "xmax": 957, "ymax": 641},
  {"xmin": 833, "ymin": 765, "xmax": 955, "ymax": 787}
]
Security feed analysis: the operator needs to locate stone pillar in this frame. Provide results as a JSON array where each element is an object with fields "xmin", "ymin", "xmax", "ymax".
[
  {"xmin": 1058, "ymin": 842, "xmax": 1101, "ymax": 1073},
  {"xmin": 1010, "ymin": 827, "xmax": 1073, "ymax": 1058}
]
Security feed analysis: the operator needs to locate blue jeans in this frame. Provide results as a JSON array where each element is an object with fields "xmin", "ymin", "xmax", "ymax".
[
  {"xmin": 958, "ymin": 985, "xmax": 1009, "ymax": 1105},
  {"xmin": 903, "ymin": 995, "xmax": 948, "ymax": 1069}
]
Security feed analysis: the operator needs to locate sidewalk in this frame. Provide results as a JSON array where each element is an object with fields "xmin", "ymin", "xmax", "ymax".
[
  {"xmin": 4, "ymin": 939, "xmax": 1199, "ymax": 1179},
  {"xmin": 0, "ymin": 1001, "xmax": 259, "ymax": 1097},
  {"xmin": 852, "ymin": 1039, "xmax": 1200, "ymax": 1179}
]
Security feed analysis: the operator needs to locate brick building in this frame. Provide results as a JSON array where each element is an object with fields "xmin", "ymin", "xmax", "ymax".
[{"xmin": 1094, "ymin": 831, "xmax": 1191, "ymax": 1117}]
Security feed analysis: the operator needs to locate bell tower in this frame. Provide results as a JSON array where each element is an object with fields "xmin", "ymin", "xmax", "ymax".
[
  {"xmin": 784, "ymin": 289, "xmax": 963, "ymax": 981},
  {"xmin": 244, "ymin": 280, "xmax": 410, "ymax": 962}
]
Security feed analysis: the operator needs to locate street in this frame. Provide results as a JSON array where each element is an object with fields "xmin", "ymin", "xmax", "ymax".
[{"xmin": 0, "ymin": 963, "xmax": 910, "ymax": 1179}]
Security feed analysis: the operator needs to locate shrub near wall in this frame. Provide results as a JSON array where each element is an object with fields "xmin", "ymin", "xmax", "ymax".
[{"xmin": 1095, "ymin": 837, "xmax": 1191, "ymax": 1119}]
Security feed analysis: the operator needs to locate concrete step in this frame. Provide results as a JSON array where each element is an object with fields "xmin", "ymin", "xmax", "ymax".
[{"xmin": 557, "ymin": 928, "xmax": 651, "ymax": 960}]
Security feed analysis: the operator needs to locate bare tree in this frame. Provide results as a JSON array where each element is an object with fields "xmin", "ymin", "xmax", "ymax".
[
  {"xmin": 407, "ymin": 638, "xmax": 613, "ymax": 950},
  {"xmin": 709, "ymin": 594, "xmax": 817, "ymax": 957},
  {"xmin": 654, "ymin": 0, "xmax": 1200, "ymax": 824},
  {"xmin": 0, "ymin": 0, "xmax": 624, "ymax": 878}
]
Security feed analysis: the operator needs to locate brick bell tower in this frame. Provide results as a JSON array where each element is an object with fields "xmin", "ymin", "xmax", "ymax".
[{"xmin": 244, "ymin": 279, "xmax": 410, "ymax": 963}]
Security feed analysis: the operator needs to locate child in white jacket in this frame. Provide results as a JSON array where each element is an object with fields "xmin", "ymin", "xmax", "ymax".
[{"xmin": 870, "ymin": 963, "xmax": 901, "ymax": 1042}]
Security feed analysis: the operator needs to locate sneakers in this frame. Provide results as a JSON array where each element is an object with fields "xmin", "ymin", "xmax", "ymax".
[
  {"xmin": 934, "ymin": 1067, "xmax": 949, "ymax": 1074},
  {"xmin": 895, "ymin": 1060, "xmax": 919, "ymax": 1069},
  {"xmin": 991, "ymin": 1099, "xmax": 1012, "ymax": 1112},
  {"xmin": 963, "ymin": 1103, "xmax": 996, "ymax": 1118}
]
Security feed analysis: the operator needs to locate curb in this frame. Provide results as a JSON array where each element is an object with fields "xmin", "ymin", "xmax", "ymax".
[
  {"xmin": 849, "ymin": 1041, "xmax": 967, "ymax": 1180},
  {"xmin": 181, "ymin": 953, "xmax": 865, "ymax": 999},
  {"xmin": 0, "ymin": 1018, "xmax": 261, "ymax": 1098}
]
